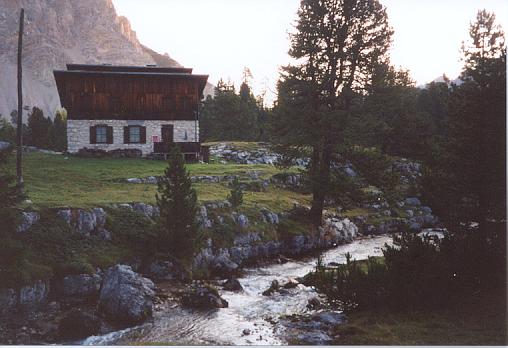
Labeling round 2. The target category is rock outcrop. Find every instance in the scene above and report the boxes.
[98,264,155,326]
[0,0,213,119]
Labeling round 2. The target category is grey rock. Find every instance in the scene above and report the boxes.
[283,278,299,289]
[0,141,12,151]
[405,197,421,206]
[307,297,322,309]
[233,232,261,246]
[98,264,155,325]
[118,203,133,210]
[197,205,213,229]
[421,206,433,214]
[223,278,243,291]
[76,209,97,236]
[92,207,107,227]
[261,209,279,224]
[0,288,17,314]
[262,280,280,296]
[62,273,102,298]
[405,209,414,218]
[93,227,112,241]
[56,209,72,225]
[127,178,143,184]
[212,252,239,277]
[132,202,155,218]
[19,280,49,307]
[296,331,333,345]
[242,329,251,336]
[17,211,40,233]
[148,260,187,281]
[312,311,345,325]
[181,285,228,309]
[409,222,422,231]
[235,214,249,228]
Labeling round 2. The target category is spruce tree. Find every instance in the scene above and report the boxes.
[228,177,243,208]
[156,146,198,259]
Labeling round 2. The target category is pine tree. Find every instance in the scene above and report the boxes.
[156,146,198,259]
[272,0,392,226]
[227,177,243,208]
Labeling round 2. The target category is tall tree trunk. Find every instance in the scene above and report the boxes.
[16,8,24,188]
[310,137,333,227]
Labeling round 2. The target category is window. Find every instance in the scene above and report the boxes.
[124,125,146,144]
[96,126,108,143]
[129,126,141,143]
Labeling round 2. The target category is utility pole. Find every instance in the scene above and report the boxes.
[16,8,24,188]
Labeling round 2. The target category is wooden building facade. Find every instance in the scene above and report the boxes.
[53,64,208,158]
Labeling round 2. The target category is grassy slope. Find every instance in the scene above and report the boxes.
[332,287,507,345]
[10,153,307,210]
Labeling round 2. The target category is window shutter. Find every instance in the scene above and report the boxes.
[107,126,113,144]
[140,126,146,144]
[123,126,129,144]
[90,126,96,144]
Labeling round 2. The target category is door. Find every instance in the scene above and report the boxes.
[161,125,174,143]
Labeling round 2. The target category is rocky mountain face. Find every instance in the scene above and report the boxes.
[0,0,212,120]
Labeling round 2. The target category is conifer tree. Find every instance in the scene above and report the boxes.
[156,146,198,259]
[273,0,392,226]
[228,177,243,208]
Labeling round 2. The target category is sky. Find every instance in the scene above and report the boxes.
[112,0,508,105]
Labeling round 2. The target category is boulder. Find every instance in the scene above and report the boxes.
[405,197,421,206]
[17,211,40,233]
[0,140,11,151]
[235,214,249,228]
[307,297,322,309]
[262,280,280,296]
[197,206,212,229]
[181,285,228,309]
[211,253,239,277]
[56,209,72,225]
[261,209,279,224]
[132,202,156,218]
[76,209,97,236]
[92,207,107,227]
[222,278,243,291]
[0,288,17,314]
[127,178,143,184]
[93,227,112,241]
[148,259,188,281]
[283,278,299,289]
[58,309,101,340]
[98,265,155,326]
[19,280,49,308]
[62,273,102,299]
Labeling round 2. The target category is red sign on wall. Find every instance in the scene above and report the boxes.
[152,135,160,142]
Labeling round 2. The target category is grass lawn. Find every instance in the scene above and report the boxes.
[331,287,507,345]
[9,152,307,210]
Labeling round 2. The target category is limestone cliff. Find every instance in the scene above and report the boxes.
[0,0,212,119]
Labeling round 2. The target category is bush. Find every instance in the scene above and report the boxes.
[308,228,506,311]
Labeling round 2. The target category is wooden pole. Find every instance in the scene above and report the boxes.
[16,8,24,188]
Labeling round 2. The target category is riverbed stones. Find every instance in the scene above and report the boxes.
[98,264,155,325]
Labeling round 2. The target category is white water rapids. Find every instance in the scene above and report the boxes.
[84,235,392,345]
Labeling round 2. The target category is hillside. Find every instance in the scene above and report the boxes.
[0,0,213,119]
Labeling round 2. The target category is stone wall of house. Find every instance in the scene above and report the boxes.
[67,119,199,155]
